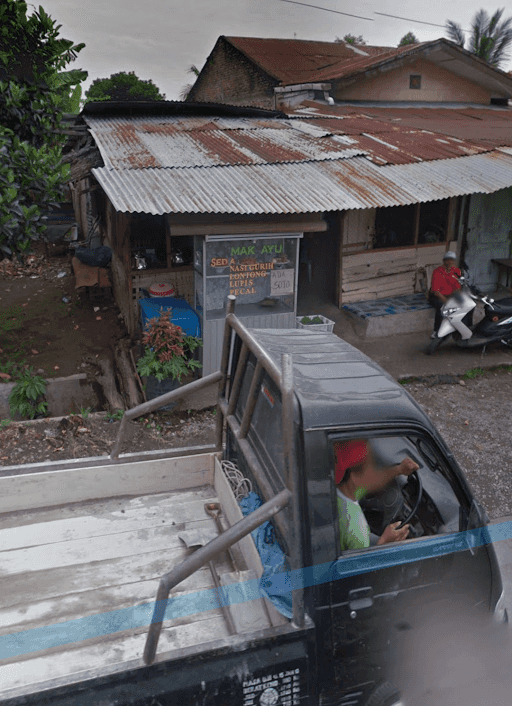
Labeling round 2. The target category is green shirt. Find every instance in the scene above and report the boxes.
[337,488,370,551]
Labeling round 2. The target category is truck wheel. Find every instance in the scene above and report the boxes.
[364,681,403,706]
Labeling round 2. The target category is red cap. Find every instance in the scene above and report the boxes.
[335,440,368,484]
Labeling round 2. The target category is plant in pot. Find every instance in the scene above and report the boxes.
[136,310,202,411]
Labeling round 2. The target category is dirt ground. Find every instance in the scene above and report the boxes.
[1,364,510,524]
[404,369,512,519]
[0,408,216,467]
[1,249,511,522]
[0,244,125,379]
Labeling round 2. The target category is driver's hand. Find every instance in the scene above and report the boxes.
[377,521,410,545]
[397,457,419,476]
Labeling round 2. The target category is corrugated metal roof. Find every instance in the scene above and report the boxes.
[293,102,512,147]
[285,111,494,164]
[223,37,512,90]
[225,37,394,84]
[85,113,494,169]
[84,116,363,168]
[92,150,512,215]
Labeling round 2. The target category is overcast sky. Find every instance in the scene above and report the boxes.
[38,0,512,101]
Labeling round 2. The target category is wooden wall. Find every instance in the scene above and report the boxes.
[337,202,460,304]
[341,243,457,303]
[106,201,136,334]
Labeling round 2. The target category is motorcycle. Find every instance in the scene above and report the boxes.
[426,277,512,355]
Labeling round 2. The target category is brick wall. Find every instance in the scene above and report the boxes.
[189,37,277,108]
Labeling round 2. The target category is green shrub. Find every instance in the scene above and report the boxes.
[8,369,48,419]
[136,311,202,382]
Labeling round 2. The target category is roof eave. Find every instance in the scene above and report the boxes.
[329,39,512,95]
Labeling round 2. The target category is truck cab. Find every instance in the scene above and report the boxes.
[225,323,505,705]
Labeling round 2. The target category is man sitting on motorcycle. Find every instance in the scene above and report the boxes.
[429,251,471,337]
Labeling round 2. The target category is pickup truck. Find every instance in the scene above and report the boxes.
[0,295,506,706]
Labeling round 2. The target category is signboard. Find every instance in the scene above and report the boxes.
[197,235,300,314]
[270,268,294,296]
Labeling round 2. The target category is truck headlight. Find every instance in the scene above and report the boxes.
[493,590,508,624]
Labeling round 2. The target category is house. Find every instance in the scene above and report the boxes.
[188,35,512,295]
[288,100,512,294]
[188,37,512,109]
[65,98,512,369]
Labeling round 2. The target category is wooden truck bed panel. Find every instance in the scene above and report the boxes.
[0,453,281,700]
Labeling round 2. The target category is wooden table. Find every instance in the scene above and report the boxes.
[492,258,512,288]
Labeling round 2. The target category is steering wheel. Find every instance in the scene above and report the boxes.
[394,471,423,529]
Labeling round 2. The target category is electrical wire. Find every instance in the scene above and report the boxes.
[275,2,471,34]
[278,0,374,22]
[374,12,470,32]
[221,460,253,501]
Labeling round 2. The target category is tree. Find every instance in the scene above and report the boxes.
[445,8,512,67]
[0,1,86,257]
[84,71,165,103]
[180,64,200,101]
[335,34,366,45]
[398,32,419,47]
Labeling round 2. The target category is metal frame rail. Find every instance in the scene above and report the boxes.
[140,295,305,664]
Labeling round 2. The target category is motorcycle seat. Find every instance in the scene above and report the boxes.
[486,298,512,317]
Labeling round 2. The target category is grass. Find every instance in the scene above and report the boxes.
[0,306,24,333]
[105,409,124,422]
[0,359,28,380]
[463,367,485,380]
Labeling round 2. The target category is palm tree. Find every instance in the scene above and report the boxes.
[179,65,200,101]
[445,8,512,68]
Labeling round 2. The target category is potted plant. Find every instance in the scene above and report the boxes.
[296,314,335,332]
[136,310,202,410]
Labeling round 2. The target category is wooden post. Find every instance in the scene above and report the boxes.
[446,197,455,243]
[166,216,172,268]
[413,203,421,246]
[337,211,346,308]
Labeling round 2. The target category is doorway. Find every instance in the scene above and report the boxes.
[297,226,338,313]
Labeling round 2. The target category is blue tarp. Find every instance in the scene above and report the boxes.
[139,297,201,337]
[239,492,293,618]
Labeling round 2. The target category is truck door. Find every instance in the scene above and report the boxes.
[327,431,493,695]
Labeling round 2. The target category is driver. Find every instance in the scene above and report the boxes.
[335,440,419,551]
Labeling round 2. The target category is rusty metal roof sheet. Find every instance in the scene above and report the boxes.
[293,102,512,146]
[84,116,362,168]
[225,37,394,84]
[286,112,494,164]
[223,37,512,90]
[92,150,512,215]
[85,113,495,169]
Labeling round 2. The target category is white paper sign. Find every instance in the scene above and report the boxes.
[270,268,294,296]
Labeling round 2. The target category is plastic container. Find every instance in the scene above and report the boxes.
[296,315,335,333]
[149,283,175,297]
[144,376,182,412]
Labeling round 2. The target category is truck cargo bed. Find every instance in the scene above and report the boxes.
[0,453,283,702]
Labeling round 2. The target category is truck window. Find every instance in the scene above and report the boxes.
[235,356,286,484]
[331,434,465,555]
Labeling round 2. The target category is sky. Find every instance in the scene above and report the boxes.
[37,0,512,101]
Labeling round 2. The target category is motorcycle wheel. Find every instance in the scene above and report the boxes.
[364,682,403,706]
[426,337,442,355]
